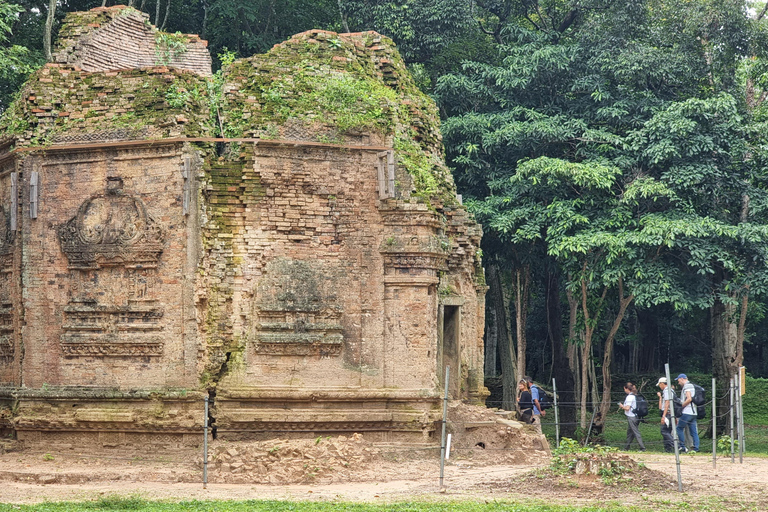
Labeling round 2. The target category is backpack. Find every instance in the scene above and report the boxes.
[692,383,707,419]
[531,385,552,410]
[632,394,649,419]
[691,383,706,407]
[673,385,707,419]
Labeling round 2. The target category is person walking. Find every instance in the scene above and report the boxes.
[525,376,545,435]
[675,373,700,452]
[618,382,646,451]
[656,377,675,453]
[517,379,534,425]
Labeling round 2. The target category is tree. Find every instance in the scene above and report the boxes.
[0,3,41,113]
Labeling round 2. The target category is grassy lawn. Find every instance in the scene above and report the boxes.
[541,410,768,455]
[0,498,685,512]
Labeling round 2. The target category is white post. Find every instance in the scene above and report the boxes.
[439,366,450,488]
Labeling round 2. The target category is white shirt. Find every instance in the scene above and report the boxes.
[624,394,636,418]
[682,382,696,416]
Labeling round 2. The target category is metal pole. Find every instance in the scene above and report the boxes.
[729,376,735,463]
[439,366,450,489]
[712,377,716,469]
[553,378,560,449]
[203,395,209,489]
[739,366,747,456]
[665,363,682,492]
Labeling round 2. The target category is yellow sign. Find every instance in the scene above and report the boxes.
[740,366,746,396]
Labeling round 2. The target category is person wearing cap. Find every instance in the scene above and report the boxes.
[656,377,675,453]
[675,373,699,452]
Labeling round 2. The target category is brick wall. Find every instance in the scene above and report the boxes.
[0,16,487,448]
[53,6,211,76]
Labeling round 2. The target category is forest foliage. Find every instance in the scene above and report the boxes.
[3,0,768,429]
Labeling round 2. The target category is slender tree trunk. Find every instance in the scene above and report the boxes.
[598,279,634,426]
[44,0,57,61]
[488,264,517,410]
[579,278,594,430]
[155,0,161,26]
[547,272,577,436]
[201,0,208,39]
[566,286,580,410]
[102,0,108,7]
[514,265,531,383]
[589,354,599,414]
[337,0,350,32]
[484,302,498,378]
[579,268,607,430]
[161,0,171,30]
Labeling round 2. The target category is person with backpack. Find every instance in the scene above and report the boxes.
[618,381,646,451]
[525,376,546,435]
[675,373,700,453]
[656,377,675,453]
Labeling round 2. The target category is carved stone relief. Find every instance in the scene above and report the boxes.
[253,258,343,356]
[60,298,164,357]
[0,204,14,359]
[0,204,14,274]
[58,178,164,270]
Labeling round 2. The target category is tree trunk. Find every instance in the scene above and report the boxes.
[579,278,594,430]
[712,297,741,385]
[155,0,161,26]
[484,301,498,378]
[579,269,608,430]
[598,279,634,427]
[547,272,576,436]
[566,286,580,410]
[161,0,172,30]
[337,0,350,32]
[44,0,57,61]
[487,263,517,410]
[514,265,531,383]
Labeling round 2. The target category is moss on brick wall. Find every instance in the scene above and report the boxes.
[221,30,458,206]
[0,64,212,145]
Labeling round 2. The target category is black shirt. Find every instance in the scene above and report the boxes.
[518,390,533,410]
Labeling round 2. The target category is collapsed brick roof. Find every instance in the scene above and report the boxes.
[52,5,211,76]
[0,8,458,205]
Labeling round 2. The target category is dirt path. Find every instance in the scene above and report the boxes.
[1,448,767,508]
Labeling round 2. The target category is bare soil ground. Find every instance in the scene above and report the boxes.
[1,438,767,509]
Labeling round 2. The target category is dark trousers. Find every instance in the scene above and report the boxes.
[661,421,675,452]
[624,416,646,450]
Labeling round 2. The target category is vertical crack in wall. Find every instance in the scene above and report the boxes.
[206,350,231,439]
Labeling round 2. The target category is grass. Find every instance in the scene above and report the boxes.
[0,498,665,512]
[540,408,768,455]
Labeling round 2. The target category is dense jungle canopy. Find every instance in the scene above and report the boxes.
[3,0,768,432]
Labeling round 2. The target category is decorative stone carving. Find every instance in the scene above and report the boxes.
[0,295,12,358]
[380,234,449,277]
[254,259,344,356]
[60,298,164,357]
[58,179,164,269]
[0,205,14,274]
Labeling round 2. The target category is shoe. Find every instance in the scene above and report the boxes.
[680,447,688,453]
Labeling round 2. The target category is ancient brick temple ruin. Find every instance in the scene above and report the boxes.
[0,6,486,450]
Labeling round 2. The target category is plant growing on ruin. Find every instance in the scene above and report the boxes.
[155,31,188,66]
